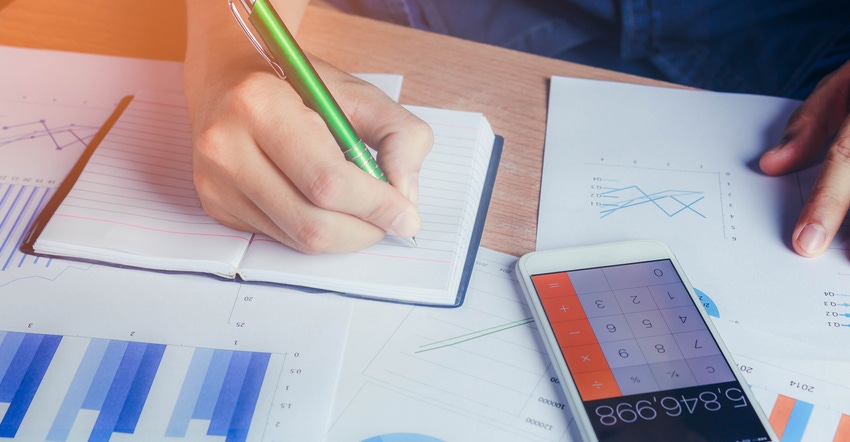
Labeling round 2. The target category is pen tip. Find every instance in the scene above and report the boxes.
[408,236,418,248]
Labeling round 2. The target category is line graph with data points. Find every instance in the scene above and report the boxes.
[0,119,99,152]
[0,100,110,186]
[597,184,707,219]
[588,161,736,241]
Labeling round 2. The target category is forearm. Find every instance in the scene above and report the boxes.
[185,0,309,35]
[183,0,310,81]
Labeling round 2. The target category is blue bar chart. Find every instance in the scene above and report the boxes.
[0,332,62,437]
[0,93,351,442]
[0,331,285,441]
[0,184,92,290]
[0,183,351,441]
[0,184,53,273]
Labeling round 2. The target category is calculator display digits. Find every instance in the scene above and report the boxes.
[531,260,771,441]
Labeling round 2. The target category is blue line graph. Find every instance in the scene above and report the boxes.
[598,185,706,219]
[0,120,99,152]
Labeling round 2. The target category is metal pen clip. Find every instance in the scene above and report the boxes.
[228,0,286,79]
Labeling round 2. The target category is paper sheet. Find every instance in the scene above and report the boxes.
[536,77,850,348]
[712,320,850,439]
[0,45,354,441]
[328,248,577,442]
[0,45,184,187]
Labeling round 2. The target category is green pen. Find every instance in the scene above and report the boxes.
[229,0,387,182]
[229,0,418,247]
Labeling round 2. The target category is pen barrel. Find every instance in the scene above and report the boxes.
[249,0,387,182]
[341,140,384,179]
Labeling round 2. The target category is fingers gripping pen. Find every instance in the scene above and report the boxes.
[228,0,388,182]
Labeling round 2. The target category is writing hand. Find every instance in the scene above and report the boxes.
[759,61,850,257]
[184,5,432,253]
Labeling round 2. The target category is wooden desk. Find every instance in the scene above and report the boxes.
[0,0,670,257]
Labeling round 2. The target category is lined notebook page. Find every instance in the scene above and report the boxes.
[35,91,252,276]
[33,90,496,304]
[238,106,495,303]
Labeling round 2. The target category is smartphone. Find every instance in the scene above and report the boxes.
[516,240,776,441]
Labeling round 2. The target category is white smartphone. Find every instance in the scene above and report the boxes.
[516,240,776,441]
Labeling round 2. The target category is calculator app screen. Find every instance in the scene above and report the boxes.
[531,259,772,441]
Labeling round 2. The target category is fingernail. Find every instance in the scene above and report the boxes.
[797,223,825,254]
[390,211,420,238]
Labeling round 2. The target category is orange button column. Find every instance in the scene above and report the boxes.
[532,272,622,401]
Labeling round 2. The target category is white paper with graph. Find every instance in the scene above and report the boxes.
[0,47,355,442]
[537,76,850,348]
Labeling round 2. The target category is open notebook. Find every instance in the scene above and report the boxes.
[23,90,502,306]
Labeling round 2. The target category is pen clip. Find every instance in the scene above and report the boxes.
[228,0,287,79]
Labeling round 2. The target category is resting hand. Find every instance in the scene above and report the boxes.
[183,3,433,254]
[759,61,850,257]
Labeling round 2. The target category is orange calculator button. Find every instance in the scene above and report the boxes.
[531,273,577,299]
[562,343,610,373]
[541,295,586,322]
[552,319,597,347]
[573,369,622,401]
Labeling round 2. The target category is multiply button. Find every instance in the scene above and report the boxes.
[562,343,610,373]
